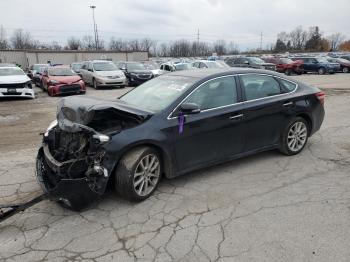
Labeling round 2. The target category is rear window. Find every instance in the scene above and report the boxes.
[278,78,297,92]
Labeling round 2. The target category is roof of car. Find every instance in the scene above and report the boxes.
[168,68,284,78]
[0,63,16,67]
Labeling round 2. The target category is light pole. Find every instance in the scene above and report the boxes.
[89,5,99,50]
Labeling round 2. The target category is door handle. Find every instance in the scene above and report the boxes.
[283,101,294,107]
[229,114,244,120]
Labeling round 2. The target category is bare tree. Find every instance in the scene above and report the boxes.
[289,26,307,50]
[10,29,34,49]
[109,38,128,51]
[81,35,95,50]
[50,41,62,50]
[327,33,345,51]
[140,38,155,52]
[227,41,239,54]
[66,37,81,50]
[0,25,8,49]
[213,39,227,56]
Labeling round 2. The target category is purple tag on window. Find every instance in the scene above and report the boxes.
[178,113,185,134]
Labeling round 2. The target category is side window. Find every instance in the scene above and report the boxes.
[193,62,199,68]
[184,76,237,110]
[199,63,207,68]
[88,63,93,71]
[81,63,87,70]
[240,74,282,101]
[279,78,297,92]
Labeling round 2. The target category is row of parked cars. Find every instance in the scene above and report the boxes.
[224,54,350,75]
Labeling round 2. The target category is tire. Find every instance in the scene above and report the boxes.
[279,117,309,156]
[318,67,326,75]
[285,68,292,76]
[115,147,162,202]
[342,67,349,73]
[92,78,98,89]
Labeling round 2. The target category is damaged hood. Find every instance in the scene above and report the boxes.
[57,96,153,133]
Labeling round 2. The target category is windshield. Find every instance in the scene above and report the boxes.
[71,64,82,70]
[127,63,146,70]
[120,75,197,112]
[48,68,76,76]
[143,62,160,70]
[0,67,25,76]
[93,62,117,71]
[316,57,329,63]
[205,62,224,68]
[33,64,47,71]
[175,63,192,70]
[280,58,293,64]
[248,57,265,64]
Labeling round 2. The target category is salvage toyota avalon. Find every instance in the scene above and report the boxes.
[36,68,325,210]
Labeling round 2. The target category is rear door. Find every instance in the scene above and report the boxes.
[171,75,246,172]
[238,73,298,151]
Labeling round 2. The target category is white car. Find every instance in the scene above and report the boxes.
[192,60,229,69]
[0,66,35,99]
[80,60,127,89]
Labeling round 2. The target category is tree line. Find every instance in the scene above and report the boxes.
[273,26,350,53]
[1,25,350,57]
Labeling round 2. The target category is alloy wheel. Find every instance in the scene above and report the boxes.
[133,154,160,196]
[343,67,349,73]
[287,121,307,152]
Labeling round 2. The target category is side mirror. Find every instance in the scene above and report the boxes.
[88,68,93,72]
[120,67,126,71]
[244,61,249,65]
[180,103,201,114]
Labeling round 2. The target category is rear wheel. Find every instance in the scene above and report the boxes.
[343,67,349,73]
[279,117,309,156]
[115,147,161,201]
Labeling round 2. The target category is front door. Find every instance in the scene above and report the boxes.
[171,76,246,172]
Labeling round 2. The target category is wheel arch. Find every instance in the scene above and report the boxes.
[108,142,174,187]
[296,113,313,133]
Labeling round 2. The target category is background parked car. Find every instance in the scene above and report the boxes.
[117,61,153,86]
[32,66,48,87]
[225,57,276,71]
[326,57,350,73]
[27,64,48,79]
[291,57,340,74]
[263,57,304,75]
[80,60,127,89]
[160,62,194,72]
[42,66,85,96]
[340,55,350,61]
[192,60,229,69]
[70,62,83,77]
[0,65,35,99]
[142,61,164,77]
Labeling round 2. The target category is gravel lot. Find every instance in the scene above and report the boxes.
[0,73,350,262]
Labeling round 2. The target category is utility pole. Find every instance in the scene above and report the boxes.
[260,32,263,52]
[197,28,199,56]
[90,5,98,50]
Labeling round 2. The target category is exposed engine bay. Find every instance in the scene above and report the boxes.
[36,96,151,209]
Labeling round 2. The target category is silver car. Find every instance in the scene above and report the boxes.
[80,60,127,89]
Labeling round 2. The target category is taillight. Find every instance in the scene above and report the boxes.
[315,91,325,106]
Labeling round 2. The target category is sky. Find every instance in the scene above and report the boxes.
[1,0,350,50]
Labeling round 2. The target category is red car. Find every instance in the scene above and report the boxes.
[263,57,304,75]
[42,66,86,96]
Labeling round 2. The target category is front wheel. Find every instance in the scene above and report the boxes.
[92,78,98,89]
[115,147,161,201]
[342,67,349,73]
[279,117,309,156]
[318,67,326,75]
[285,68,292,76]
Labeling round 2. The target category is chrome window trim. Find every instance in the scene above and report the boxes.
[167,73,298,120]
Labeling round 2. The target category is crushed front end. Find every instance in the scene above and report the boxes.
[36,96,150,210]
